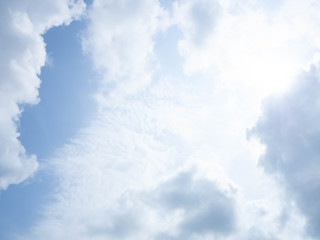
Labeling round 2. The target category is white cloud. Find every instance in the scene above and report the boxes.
[80,170,236,240]
[25,129,237,240]
[249,57,320,238]
[19,81,185,239]
[172,2,320,237]
[0,0,85,190]
[82,0,169,98]
[18,67,240,239]
[149,170,236,239]
[174,0,320,95]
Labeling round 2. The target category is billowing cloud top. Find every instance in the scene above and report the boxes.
[250,58,320,238]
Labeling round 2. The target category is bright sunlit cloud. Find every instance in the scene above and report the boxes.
[175,0,320,96]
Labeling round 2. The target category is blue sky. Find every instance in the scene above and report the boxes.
[1,0,320,240]
[19,19,97,160]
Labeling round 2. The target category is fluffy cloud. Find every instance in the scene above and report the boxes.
[83,170,236,240]
[249,58,320,238]
[0,0,85,190]
[174,0,320,95]
[82,0,169,97]
[149,171,236,239]
[173,2,320,236]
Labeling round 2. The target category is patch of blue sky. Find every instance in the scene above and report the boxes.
[0,172,55,240]
[0,17,97,240]
[19,19,97,160]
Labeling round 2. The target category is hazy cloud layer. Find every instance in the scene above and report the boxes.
[0,0,85,190]
[250,58,320,238]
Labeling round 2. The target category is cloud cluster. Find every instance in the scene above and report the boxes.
[149,170,236,239]
[250,58,320,238]
[0,0,85,190]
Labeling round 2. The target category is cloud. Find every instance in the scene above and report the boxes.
[19,87,186,239]
[249,57,320,238]
[26,145,237,240]
[0,0,85,190]
[82,0,169,97]
[153,171,236,239]
[174,0,320,95]
[17,62,239,239]
[82,170,237,240]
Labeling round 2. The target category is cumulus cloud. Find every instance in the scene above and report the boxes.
[174,0,320,95]
[150,170,236,239]
[0,0,85,190]
[172,3,320,236]
[249,58,320,238]
[82,0,169,97]
[83,170,236,240]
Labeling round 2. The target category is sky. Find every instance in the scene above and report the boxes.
[1,0,320,239]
